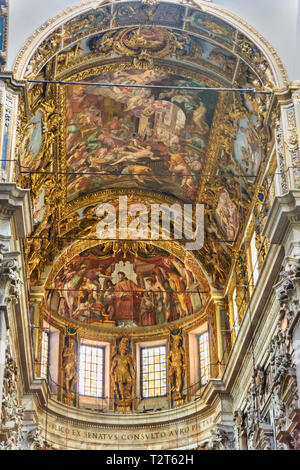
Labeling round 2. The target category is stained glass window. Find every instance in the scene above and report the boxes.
[79,344,104,398]
[40,331,49,379]
[199,332,210,386]
[141,346,167,398]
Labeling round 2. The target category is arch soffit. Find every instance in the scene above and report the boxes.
[12,0,288,88]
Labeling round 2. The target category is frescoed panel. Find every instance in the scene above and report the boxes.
[215,190,239,241]
[65,69,218,202]
[63,6,111,46]
[189,10,235,41]
[21,111,43,168]
[233,101,261,176]
[112,2,184,28]
[48,247,202,327]
[32,185,47,224]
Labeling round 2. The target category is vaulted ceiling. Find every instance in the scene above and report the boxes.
[16,0,279,331]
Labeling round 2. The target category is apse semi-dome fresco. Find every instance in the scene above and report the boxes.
[48,245,202,327]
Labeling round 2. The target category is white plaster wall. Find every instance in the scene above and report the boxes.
[6,0,300,81]
[214,0,300,80]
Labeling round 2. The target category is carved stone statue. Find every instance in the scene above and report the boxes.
[168,334,186,406]
[0,250,21,305]
[62,337,77,406]
[0,430,19,450]
[29,427,46,450]
[207,426,234,450]
[111,337,135,412]
[1,346,24,449]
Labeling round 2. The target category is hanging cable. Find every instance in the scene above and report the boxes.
[0,75,273,94]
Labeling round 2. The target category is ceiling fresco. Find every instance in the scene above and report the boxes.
[16,1,278,335]
[47,244,203,328]
[65,68,218,202]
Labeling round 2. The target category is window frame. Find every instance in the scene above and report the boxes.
[40,330,49,379]
[140,344,167,399]
[198,331,210,387]
[78,343,105,399]
[188,323,210,395]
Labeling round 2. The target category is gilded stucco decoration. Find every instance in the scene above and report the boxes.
[11,0,288,418]
[18,29,275,324]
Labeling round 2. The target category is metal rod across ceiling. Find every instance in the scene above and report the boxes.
[18,77,273,94]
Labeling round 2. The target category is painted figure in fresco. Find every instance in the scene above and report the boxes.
[168,271,193,318]
[119,164,163,185]
[103,279,116,320]
[215,190,239,240]
[140,288,156,326]
[234,117,261,175]
[192,101,209,135]
[162,279,178,322]
[111,144,159,165]
[21,112,43,168]
[140,278,165,326]
[61,262,88,311]
[78,276,97,306]
[65,69,216,202]
[114,272,142,321]
[159,256,194,318]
